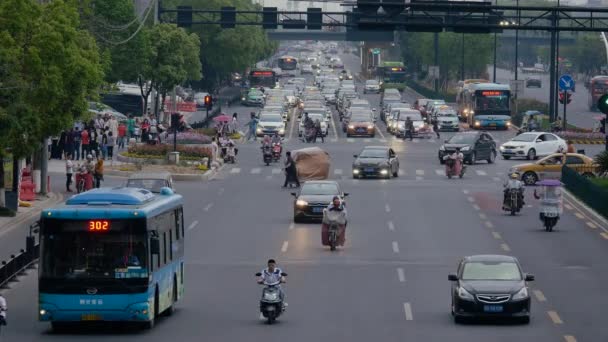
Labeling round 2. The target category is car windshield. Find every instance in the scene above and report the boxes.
[306,114,324,121]
[359,149,387,158]
[261,115,283,122]
[126,179,167,193]
[401,114,423,121]
[366,80,379,85]
[249,90,263,96]
[511,133,538,142]
[461,261,522,281]
[351,116,371,122]
[448,134,477,144]
[301,183,338,195]
[437,112,457,117]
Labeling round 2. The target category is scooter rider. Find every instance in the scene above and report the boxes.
[271,132,282,145]
[503,173,525,208]
[257,259,287,306]
[0,293,7,326]
[327,196,347,224]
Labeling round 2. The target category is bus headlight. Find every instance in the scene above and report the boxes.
[506,121,511,126]
[474,121,481,127]
[348,125,355,129]
[367,125,374,129]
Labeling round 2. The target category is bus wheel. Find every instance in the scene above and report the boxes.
[165,278,177,316]
[51,322,69,333]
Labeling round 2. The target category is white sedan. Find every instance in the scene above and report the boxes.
[499,132,567,160]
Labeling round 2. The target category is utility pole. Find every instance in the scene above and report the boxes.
[549,9,557,122]
[151,0,160,121]
[460,34,465,81]
[514,0,519,81]
[434,32,439,92]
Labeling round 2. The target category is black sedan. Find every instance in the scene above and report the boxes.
[449,255,534,324]
[352,146,400,179]
[438,131,497,165]
[292,181,348,222]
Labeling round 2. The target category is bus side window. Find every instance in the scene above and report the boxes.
[175,209,180,240]
[169,229,173,261]
[180,208,185,237]
[163,232,167,265]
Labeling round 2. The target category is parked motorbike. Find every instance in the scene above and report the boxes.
[262,145,272,166]
[272,143,282,162]
[503,188,524,215]
[255,272,287,324]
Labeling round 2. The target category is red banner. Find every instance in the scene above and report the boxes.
[164,100,197,112]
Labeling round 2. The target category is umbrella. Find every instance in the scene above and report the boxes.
[213,114,231,123]
[593,115,605,120]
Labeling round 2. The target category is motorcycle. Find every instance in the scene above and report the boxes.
[535,180,563,232]
[443,156,465,179]
[322,209,347,251]
[255,272,287,324]
[272,143,282,162]
[503,188,524,216]
[262,145,272,166]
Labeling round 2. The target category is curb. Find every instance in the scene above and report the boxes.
[104,163,225,182]
[0,192,64,237]
[563,188,608,227]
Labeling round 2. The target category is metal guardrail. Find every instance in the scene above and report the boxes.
[0,222,39,288]
[562,165,608,218]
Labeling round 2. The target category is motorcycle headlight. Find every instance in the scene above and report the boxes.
[296,199,308,206]
[458,287,475,301]
[460,146,471,151]
[470,111,475,115]
[512,287,529,300]
[264,292,279,301]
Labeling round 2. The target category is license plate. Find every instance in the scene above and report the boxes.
[365,168,375,172]
[490,123,497,126]
[483,305,503,313]
[312,207,323,213]
[81,314,102,321]
[356,128,365,133]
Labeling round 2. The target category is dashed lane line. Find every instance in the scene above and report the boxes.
[533,290,547,302]
[500,243,511,252]
[398,169,406,176]
[548,311,563,324]
[187,220,199,231]
[416,169,425,176]
[203,203,214,212]
[463,189,470,194]
[574,212,584,219]
[387,221,395,231]
[230,168,241,174]
[467,196,475,202]
[281,241,289,253]
[472,204,481,211]
[289,223,295,230]
[492,232,502,239]
[397,268,405,282]
[484,221,494,228]
[435,169,443,176]
[601,232,608,240]
[479,213,487,220]
[564,335,577,342]
[586,221,598,229]
[376,126,387,141]
[475,170,487,176]
[392,241,400,253]
[385,204,391,213]
[564,204,573,210]
[403,302,414,321]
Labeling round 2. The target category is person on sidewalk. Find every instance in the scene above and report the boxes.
[65,154,74,192]
[107,131,116,162]
[81,127,90,158]
[65,128,74,161]
[566,140,575,153]
[94,157,104,188]
[127,114,136,143]
[117,122,126,150]
[72,127,81,161]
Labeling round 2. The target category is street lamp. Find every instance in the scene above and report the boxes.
[514,0,520,81]
[461,33,465,81]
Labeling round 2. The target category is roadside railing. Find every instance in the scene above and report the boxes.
[562,165,608,218]
[0,222,39,288]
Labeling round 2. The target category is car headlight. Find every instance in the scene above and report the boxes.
[506,121,511,126]
[367,125,374,129]
[242,97,246,101]
[458,287,475,301]
[296,199,308,206]
[460,146,470,151]
[256,128,262,133]
[348,125,354,129]
[499,145,505,151]
[512,287,529,300]
[463,109,469,114]
[353,169,360,174]
[279,129,285,134]
[470,111,475,115]
[380,169,388,175]
[474,121,481,127]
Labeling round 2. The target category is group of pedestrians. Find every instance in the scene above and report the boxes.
[65,153,105,192]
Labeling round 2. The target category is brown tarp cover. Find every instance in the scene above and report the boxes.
[292,147,330,180]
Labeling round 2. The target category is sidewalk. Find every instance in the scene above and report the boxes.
[0,192,63,237]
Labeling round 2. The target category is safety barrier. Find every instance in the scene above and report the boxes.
[0,223,39,288]
[562,165,608,218]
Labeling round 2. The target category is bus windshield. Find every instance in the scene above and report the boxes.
[40,219,148,280]
[475,91,509,111]
[249,70,276,88]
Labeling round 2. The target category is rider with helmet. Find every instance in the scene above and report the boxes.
[503,172,525,209]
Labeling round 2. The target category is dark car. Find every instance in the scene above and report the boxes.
[526,77,542,88]
[352,146,400,179]
[438,131,497,165]
[292,181,348,222]
[449,255,534,324]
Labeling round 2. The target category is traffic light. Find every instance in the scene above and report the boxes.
[177,6,192,29]
[598,94,608,114]
[221,7,236,29]
[558,91,572,105]
[204,95,213,110]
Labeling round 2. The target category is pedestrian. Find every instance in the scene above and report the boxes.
[107,131,116,161]
[246,112,259,141]
[313,119,324,143]
[231,112,238,134]
[65,128,75,161]
[141,119,150,143]
[208,137,219,168]
[404,117,414,141]
[108,115,118,139]
[100,129,108,159]
[72,127,81,161]
[94,157,104,188]
[65,154,73,192]
[81,127,90,157]
[117,122,126,150]
[283,151,300,188]
[127,114,136,144]
[58,130,67,159]
[432,119,440,139]
[567,140,575,153]
[89,128,99,158]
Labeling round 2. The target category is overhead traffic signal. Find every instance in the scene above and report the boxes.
[204,95,213,110]
[598,94,608,114]
[558,91,572,105]
[177,6,193,29]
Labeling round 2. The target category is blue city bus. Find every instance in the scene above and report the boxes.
[38,187,185,330]
[461,83,512,130]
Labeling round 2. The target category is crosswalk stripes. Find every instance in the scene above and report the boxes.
[435,169,443,176]
[347,138,355,143]
[364,139,371,143]
[230,168,241,174]
[415,170,425,176]
[475,170,487,176]
[251,168,261,174]
[398,169,405,176]
[272,168,281,174]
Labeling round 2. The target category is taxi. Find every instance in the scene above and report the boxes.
[509,153,598,185]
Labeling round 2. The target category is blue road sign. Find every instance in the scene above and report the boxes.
[559,74,575,91]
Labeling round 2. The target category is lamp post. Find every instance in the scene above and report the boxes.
[461,33,465,81]
[493,0,498,83]
[514,0,519,81]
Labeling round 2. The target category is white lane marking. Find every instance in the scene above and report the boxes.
[416,169,425,175]
[334,169,343,175]
[492,177,501,182]
[376,126,387,140]
[476,170,487,176]
[379,138,387,143]
[564,335,577,342]
[272,168,281,174]
[187,220,199,231]
[398,169,405,176]
[435,169,443,175]
[251,168,261,174]
[330,110,339,138]
[259,312,265,320]
[364,139,371,143]
[429,139,436,143]
[564,204,573,210]
[397,268,405,282]
[463,189,470,194]
[586,221,598,229]
[492,232,502,239]
[484,221,494,228]
[347,138,354,143]
[479,213,487,220]
[548,311,563,324]
[467,196,475,202]
[265,175,272,180]
[533,290,547,302]
[600,232,608,240]
[501,243,511,252]
[281,241,289,253]
[472,204,480,211]
[385,204,391,213]
[403,303,414,321]
[387,221,395,231]
[574,212,584,219]
[203,203,214,212]
[289,223,295,230]
[230,168,241,174]
[392,241,400,253]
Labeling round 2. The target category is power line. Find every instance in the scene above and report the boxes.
[93,0,155,46]
[89,0,154,32]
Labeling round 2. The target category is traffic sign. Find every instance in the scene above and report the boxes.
[371,48,381,55]
[558,74,575,91]
[598,94,608,114]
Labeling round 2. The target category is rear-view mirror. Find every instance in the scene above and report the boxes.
[448,274,458,281]
[255,272,262,277]
[536,139,543,143]
[353,154,358,158]
[525,274,535,281]
[290,192,297,197]
[281,272,288,277]
[343,193,349,197]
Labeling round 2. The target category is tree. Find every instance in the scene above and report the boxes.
[136,24,202,114]
[0,0,104,208]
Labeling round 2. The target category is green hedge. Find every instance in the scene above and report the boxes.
[562,165,608,218]
[405,80,456,102]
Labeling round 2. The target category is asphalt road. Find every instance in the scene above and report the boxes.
[2,56,608,341]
